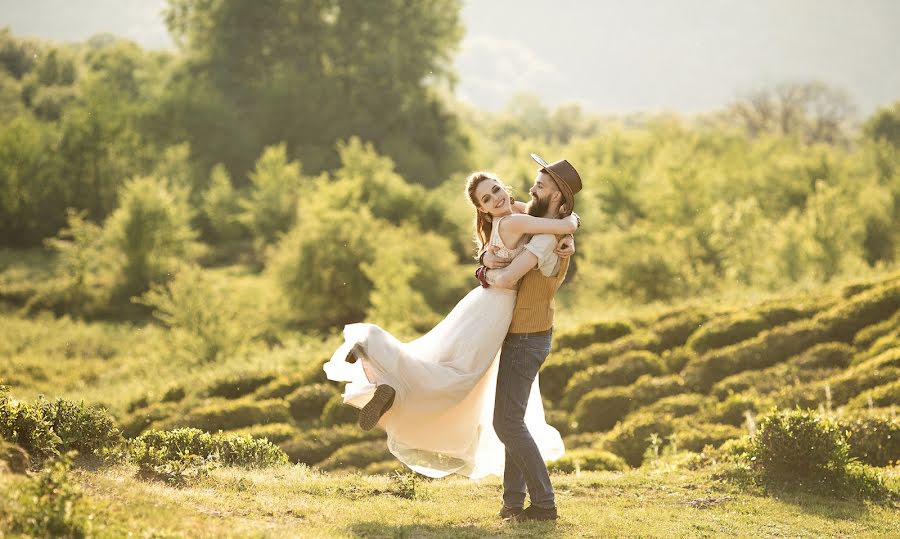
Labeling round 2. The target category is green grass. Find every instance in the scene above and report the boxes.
[3,464,898,538]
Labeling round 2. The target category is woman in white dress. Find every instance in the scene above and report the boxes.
[323,171,578,479]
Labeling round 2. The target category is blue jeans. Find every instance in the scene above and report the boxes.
[492,331,555,509]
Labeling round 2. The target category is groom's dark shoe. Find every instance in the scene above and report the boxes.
[512,505,558,522]
[497,505,524,520]
[358,384,395,431]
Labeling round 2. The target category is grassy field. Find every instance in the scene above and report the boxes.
[2,463,899,538]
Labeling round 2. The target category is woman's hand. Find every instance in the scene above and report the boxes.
[555,235,575,258]
[482,246,511,269]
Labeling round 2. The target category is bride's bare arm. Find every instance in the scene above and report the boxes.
[485,250,539,289]
[503,212,579,236]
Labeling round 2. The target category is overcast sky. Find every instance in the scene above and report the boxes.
[3,0,899,115]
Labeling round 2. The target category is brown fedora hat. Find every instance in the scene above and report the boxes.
[531,153,582,215]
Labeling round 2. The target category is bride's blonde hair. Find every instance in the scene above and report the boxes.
[465,171,513,256]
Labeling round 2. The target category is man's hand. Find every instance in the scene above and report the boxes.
[482,246,511,269]
[555,235,575,258]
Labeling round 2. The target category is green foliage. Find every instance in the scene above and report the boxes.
[320,394,359,427]
[791,342,854,370]
[548,448,628,473]
[287,384,337,423]
[698,392,765,427]
[316,440,392,471]
[562,351,665,410]
[554,320,634,350]
[201,163,246,243]
[748,409,892,500]
[105,175,201,297]
[601,412,676,467]
[0,439,30,473]
[863,101,900,147]
[651,308,712,351]
[130,427,288,469]
[152,398,291,433]
[228,423,298,445]
[571,387,632,433]
[120,401,181,438]
[686,313,768,355]
[238,144,304,247]
[641,393,709,419]
[838,414,900,467]
[846,380,900,409]
[202,371,277,400]
[279,425,382,465]
[136,265,266,363]
[670,420,744,453]
[8,452,92,538]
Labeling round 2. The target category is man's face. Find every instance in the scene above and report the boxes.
[526,171,557,217]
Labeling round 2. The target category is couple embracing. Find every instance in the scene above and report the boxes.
[323,153,583,522]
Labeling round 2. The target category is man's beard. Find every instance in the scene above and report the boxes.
[526,194,550,217]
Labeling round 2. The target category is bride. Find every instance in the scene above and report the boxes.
[323,171,578,479]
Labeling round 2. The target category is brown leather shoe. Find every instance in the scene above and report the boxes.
[345,343,365,364]
[512,505,558,522]
[358,384,395,431]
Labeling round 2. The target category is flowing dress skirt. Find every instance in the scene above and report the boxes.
[323,286,565,479]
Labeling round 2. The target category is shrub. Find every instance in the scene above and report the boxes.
[153,398,291,432]
[685,313,767,355]
[544,409,572,437]
[838,414,900,466]
[161,385,187,403]
[0,392,62,465]
[316,440,392,471]
[825,349,900,404]
[561,351,665,410]
[683,319,828,391]
[321,394,359,426]
[554,320,634,350]
[754,297,829,326]
[547,448,627,473]
[287,384,337,423]
[120,401,181,438]
[846,380,900,409]
[0,439,30,473]
[130,427,288,469]
[203,371,277,399]
[791,342,854,370]
[601,412,675,467]
[238,144,303,247]
[711,363,829,399]
[816,281,900,343]
[671,420,744,452]
[852,310,900,350]
[661,347,696,374]
[748,409,891,499]
[699,392,765,427]
[641,394,709,419]
[541,332,662,403]
[38,398,124,462]
[749,409,850,484]
[650,309,711,351]
[228,423,297,444]
[9,453,91,538]
[571,387,633,433]
[279,425,382,465]
[630,374,687,407]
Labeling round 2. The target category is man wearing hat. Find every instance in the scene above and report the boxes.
[480,154,583,522]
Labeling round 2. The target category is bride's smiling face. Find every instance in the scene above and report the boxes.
[474,179,512,218]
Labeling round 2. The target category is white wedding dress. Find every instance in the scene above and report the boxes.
[323,216,565,479]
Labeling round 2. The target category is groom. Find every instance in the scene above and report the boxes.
[480,154,583,522]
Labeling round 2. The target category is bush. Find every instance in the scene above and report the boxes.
[316,440,392,471]
[571,387,633,433]
[641,393,709,419]
[683,318,828,391]
[846,380,900,409]
[228,423,297,444]
[561,351,665,410]
[554,320,634,350]
[38,398,124,462]
[547,448,627,473]
[9,453,91,538]
[699,392,765,427]
[852,310,900,350]
[130,427,288,469]
[120,401,181,438]
[671,420,744,453]
[651,308,712,352]
[203,371,277,399]
[630,374,687,407]
[0,392,62,465]
[279,425,382,465]
[601,412,675,467]
[838,414,900,466]
[0,439,30,473]
[791,342,854,370]
[816,281,900,343]
[153,398,291,432]
[825,349,900,404]
[321,393,359,426]
[661,347,696,374]
[287,384,337,423]
[685,313,767,355]
[748,409,891,499]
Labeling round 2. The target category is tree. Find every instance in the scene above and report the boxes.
[863,101,900,147]
[161,0,468,187]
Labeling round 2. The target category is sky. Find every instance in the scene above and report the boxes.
[2,0,899,115]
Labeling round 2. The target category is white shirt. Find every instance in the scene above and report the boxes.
[524,234,561,277]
